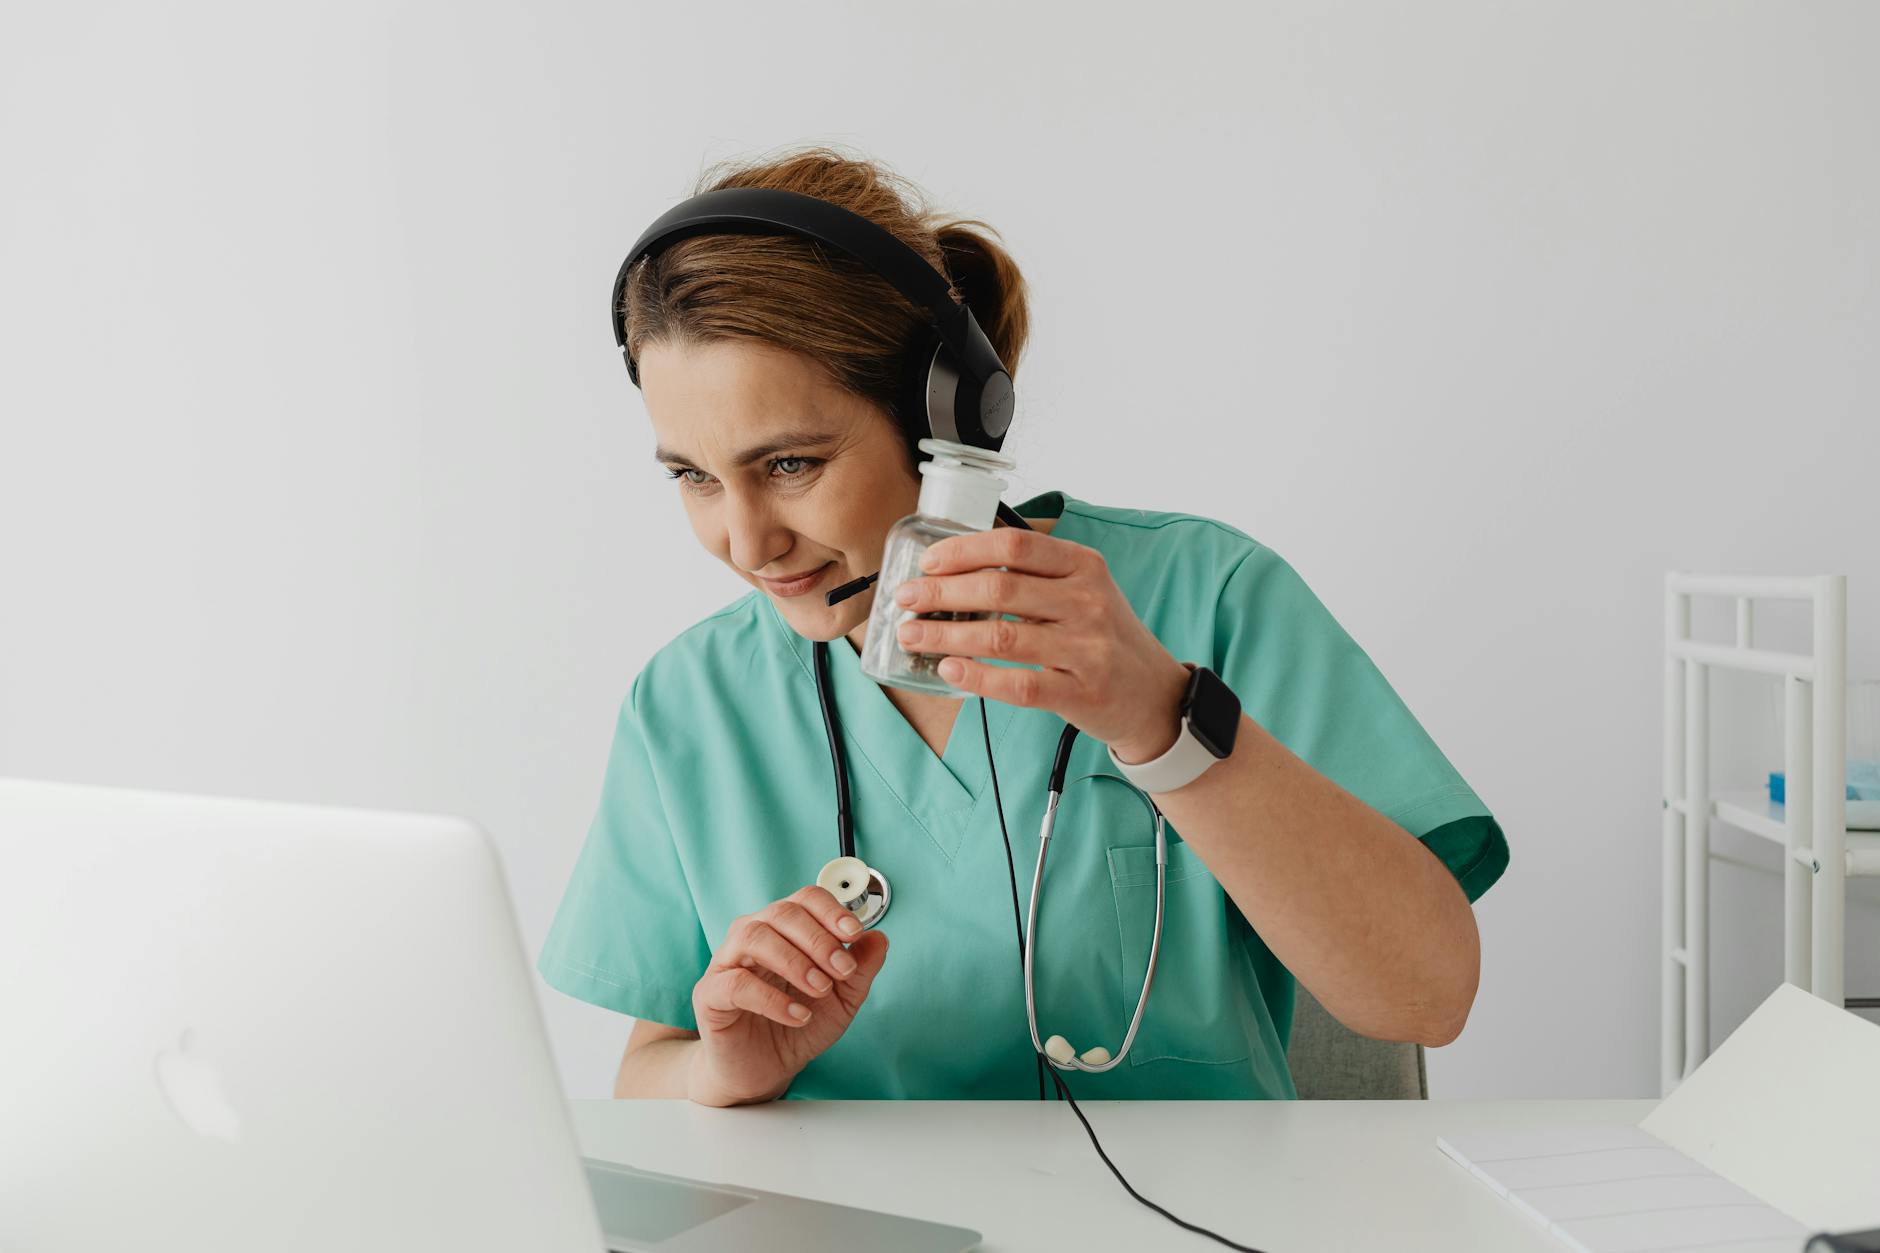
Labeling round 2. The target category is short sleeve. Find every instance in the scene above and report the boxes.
[1211,546,1508,903]
[536,672,713,1029]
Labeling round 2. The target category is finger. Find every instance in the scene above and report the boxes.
[766,900,863,982]
[829,931,890,1014]
[736,919,838,999]
[845,930,889,993]
[932,657,1070,709]
[698,967,811,1029]
[898,614,1056,665]
[895,568,1069,622]
[787,884,868,942]
[920,528,1088,578]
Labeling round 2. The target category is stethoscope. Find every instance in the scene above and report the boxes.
[808,574,1167,1074]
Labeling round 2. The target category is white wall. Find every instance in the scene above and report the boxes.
[4,0,1876,1101]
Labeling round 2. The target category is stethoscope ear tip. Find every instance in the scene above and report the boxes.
[1042,1035,1116,1072]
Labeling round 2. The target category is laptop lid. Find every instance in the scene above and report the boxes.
[0,777,605,1252]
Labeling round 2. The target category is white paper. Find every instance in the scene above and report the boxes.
[1641,981,1880,1230]
[1552,1204,1804,1253]
[1507,1173,1762,1222]
[1437,1127,1799,1251]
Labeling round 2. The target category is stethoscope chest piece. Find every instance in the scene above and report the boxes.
[817,855,891,930]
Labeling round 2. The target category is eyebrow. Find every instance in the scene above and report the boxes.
[652,426,843,470]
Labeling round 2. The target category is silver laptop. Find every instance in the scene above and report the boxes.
[0,777,980,1252]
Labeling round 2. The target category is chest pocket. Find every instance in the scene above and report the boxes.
[1108,839,1253,1067]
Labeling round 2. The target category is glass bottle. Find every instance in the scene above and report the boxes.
[859,438,1018,695]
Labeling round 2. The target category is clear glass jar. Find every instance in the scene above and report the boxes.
[858,439,1017,696]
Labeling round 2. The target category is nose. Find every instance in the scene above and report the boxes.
[722,486,793,577]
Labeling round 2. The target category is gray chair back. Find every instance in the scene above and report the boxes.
[1285,983,1427,1100]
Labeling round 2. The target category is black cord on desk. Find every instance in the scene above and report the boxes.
[980,698,1268,1252]
[1045,1067,1266,1253]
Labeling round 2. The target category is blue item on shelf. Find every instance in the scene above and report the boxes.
[1769,763,1880,804]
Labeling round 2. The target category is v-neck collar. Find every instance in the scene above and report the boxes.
[764,489,1074,862]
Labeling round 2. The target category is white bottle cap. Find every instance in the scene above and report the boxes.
[915,438,1016,531]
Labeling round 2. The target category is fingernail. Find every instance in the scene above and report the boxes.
[807,969,832,992]
[831,950,858,976]
[837,914,862,936]
[898,621,923,643]
[920,549,939,570]
[788,1003,812,1021]
[895,584,916,605]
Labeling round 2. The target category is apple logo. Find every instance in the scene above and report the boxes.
[154,1028,242,1142]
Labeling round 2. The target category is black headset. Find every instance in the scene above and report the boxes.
[610,186,1017,458]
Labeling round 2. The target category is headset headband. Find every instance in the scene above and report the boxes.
[610,186,1014,451]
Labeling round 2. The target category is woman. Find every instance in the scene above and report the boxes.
[538,147,1508,1106]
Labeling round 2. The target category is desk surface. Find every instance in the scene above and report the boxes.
[571,1097,1657,1253]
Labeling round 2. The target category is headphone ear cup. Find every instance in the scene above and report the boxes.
[930,348,1012,454]
[950,306,1014,449]
[893,327,942,455]
[894,313,1014,457]
[971,368,1014,447]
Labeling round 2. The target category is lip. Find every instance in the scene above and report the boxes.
[758,561,834,597]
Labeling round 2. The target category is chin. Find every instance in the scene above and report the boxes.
[776,601,865,644]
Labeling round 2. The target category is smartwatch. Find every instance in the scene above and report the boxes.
[1106,663,1240,794]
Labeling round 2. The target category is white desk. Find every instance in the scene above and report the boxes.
[571,1098,1657,1252]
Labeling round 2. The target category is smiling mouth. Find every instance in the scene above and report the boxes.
[759,561,834,594]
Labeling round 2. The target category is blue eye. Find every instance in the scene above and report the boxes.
[662,457,824,491]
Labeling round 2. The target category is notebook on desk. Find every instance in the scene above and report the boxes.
[1438,984,1880,1253]
[1438,1124,1804,1253]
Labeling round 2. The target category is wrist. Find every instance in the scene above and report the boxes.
[683,1040,739,1107]
[685,1042,790,1107]
[1108,660,1193,765]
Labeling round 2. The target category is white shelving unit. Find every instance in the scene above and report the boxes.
[1708,789,1880,876]
[1659,572,1873,1097]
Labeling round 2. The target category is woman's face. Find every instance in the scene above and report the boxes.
[638,337,919,646]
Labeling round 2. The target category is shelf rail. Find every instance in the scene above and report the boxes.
[1661,572,1847,1096]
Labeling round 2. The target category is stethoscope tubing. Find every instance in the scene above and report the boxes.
[813,636,856,860]
[812,636,1168,1071]
[1025,774,1166,1072]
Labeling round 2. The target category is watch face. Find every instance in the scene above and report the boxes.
[1182,666,1239,758]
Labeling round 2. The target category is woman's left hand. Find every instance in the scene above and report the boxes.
[891,528,1194,763]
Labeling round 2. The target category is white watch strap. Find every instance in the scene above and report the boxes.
[1106,715,1221,794]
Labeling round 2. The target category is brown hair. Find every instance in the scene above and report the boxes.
[619,144,1030,465]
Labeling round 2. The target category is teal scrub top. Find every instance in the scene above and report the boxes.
[538,490,1509,1100]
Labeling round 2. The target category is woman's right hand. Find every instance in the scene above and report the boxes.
[685,885,890,1106]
